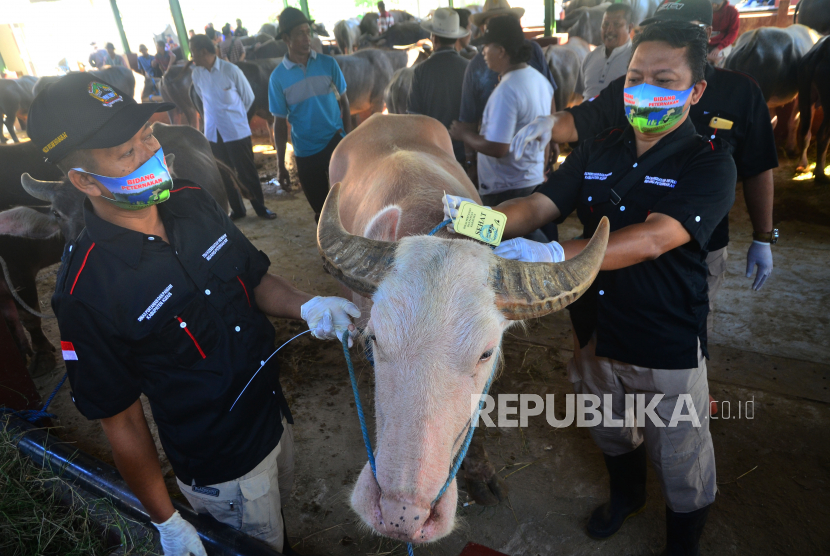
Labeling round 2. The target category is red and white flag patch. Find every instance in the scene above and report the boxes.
[61,341,78,361]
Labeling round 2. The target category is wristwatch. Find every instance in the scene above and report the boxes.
[752,229,779,244]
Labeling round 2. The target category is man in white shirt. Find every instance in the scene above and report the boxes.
[581,3,634,101]
[190,34,275,219]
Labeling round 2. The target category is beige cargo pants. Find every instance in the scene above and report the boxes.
[177,417,295,552]
[569,335,717,513]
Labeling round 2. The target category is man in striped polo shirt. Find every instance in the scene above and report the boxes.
[269,7,351,222]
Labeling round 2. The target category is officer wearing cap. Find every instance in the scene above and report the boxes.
[445,22,733,553]
[512,0,778,308]
[27,73,361,555]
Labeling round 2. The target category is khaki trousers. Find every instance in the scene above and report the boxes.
[569,336,717,512]
[177,418,295,552]
[706,246,728,337]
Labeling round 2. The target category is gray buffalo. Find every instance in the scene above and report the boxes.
[0,141,64,209]
[0,78,35,143]
[0,207,64,375]
[796,0,830,35]
[335,18,362,53]
[797,36,830,183]
[544,40,589,109]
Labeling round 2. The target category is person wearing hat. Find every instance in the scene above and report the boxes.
[407,8,471,164]
[269,7,351,222]
[449,16,553,218]
[447,22,736,553]
[457,0,557,238]
[512,0,777,418]
[27,73,361,555]
[190,34,275,220]
[88,42,108,69]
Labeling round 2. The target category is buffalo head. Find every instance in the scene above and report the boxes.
[317,183,608,543]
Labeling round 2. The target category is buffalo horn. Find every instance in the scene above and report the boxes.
[317,183,396,297]
[20,173,60,203]
[492,216,610,320]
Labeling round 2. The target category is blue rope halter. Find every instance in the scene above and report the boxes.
[337,217,497,554]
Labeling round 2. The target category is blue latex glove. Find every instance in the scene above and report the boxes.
[493,237,565,263]
[746,241,773,291]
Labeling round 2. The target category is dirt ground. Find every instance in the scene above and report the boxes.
[28,138,830,556]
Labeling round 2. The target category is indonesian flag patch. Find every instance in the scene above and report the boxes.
[61,341,78,361]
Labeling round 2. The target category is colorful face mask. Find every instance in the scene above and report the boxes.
[623,83,694,134]
[73,147,173,210]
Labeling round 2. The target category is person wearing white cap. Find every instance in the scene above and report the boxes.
[407,8,471,164]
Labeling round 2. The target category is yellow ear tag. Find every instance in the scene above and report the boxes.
[452,202,507,246]
[709,117,733,130]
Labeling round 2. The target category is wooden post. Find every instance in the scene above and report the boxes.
[168,0,191,60]
[108,0,131,54]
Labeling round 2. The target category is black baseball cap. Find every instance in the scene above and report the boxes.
[28,73,174,164]
[481,15,525,51]
[279,7,313,37]
[640,0,713,27]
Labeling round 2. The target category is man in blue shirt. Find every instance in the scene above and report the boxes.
[269,7,351,222]
[136,44,159,100]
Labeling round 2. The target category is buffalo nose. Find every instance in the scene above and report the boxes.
[379,495,431,541]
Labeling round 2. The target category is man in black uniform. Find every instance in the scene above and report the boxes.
[27,74,360,556]
[512,0,778,325]
[446,22,734,554]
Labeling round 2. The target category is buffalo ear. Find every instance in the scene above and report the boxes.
[164,153,176,176]
[364,205,401,242]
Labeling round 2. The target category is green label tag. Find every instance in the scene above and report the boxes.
[453,202,506,246]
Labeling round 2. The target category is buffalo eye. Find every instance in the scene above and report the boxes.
[368,334,377,344]
[480,349,494,361]
[52,210,61,219]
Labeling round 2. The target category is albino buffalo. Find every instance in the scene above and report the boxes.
[317,114,608,542]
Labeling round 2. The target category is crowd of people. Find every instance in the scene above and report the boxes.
[28,0,777,555]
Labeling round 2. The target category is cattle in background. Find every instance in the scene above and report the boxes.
[318,113,608,543]
[384,66,415,114]
[161,61,200,129]
[366,22,431,48]
[20,122,231,246]
[0,78,35,143]
[795,0,830,35]
[335,18,362,53]
[725,24,820,152]
[0,207,64,376]
[0,140,64,209]
[797,36,830,183]
[558,2,609,46]
[337,50,407,119]
[360,10,418,38]
[544,38,591,109]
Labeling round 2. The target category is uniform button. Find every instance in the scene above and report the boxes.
[710,134,715,139]
[148,236,155,241]
[620,206,625,211]
[205,289,211,295]
[599,290,605,295]
[588,196,593,201]
[261,360,266,366]
[273,391,276,395]
[633,162,638,168]
[179,321,187,328]
[69,245,73,252]
[695,216,701,222]
[235,326,241,332]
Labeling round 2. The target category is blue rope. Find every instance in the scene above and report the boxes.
[1,372,68,424]
[427,220,452,236]
[342,331,377,478]
[340,329,497,553]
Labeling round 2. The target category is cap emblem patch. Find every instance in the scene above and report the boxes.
[88,82,123,107]
[657,0,685,10]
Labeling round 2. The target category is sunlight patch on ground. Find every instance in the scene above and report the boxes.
[793,163,830,181]
[253,144,277,155]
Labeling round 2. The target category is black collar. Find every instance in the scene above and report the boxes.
[616,117,697,158]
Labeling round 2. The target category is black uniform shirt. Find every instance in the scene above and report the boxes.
[566,64,777,251]
[537,119,737,369]
[408,47,470,162]
[53,182,292,486]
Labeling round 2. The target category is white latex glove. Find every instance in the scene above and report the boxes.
[493,237,565,263]
[301,296,361,347]
[746,241,773,291]
[153,511,207,556]
[442,194,482,233]
[510,114,555,161]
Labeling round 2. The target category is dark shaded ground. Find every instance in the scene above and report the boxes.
[27,138,830,555]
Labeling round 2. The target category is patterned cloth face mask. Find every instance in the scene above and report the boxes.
[73,147,173,210]
[623,83,694,134]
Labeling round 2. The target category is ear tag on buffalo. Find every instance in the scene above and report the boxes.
[709,117,733,130]
[453,202,506,247]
